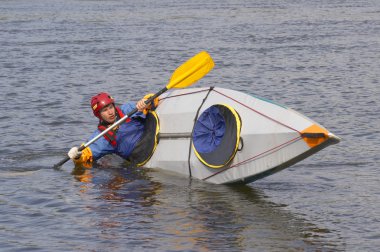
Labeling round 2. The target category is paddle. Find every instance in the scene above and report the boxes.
[53,51,214,169]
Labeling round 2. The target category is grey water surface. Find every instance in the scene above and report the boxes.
[1,0,379,251]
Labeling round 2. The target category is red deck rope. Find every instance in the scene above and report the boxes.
[159,88,210,101]
[213,89,301,134]
[202,136,302,181]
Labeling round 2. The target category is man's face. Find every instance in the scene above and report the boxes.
[100,103,116,124]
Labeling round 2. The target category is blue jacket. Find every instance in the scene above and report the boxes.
[88,102,146,161]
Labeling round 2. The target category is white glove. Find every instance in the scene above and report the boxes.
[68,147,82,160]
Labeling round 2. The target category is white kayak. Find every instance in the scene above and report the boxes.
[143,86,340,185]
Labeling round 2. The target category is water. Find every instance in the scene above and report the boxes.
[1,0,379,251]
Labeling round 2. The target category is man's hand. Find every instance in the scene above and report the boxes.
[136,98,148,112]
[137,94,159,113]
[68,147,82,160]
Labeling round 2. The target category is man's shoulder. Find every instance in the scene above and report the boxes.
[119,102,135,112]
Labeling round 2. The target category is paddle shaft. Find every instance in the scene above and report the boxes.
[53,89,166,168]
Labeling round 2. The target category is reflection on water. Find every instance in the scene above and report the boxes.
[72,166,93,184]
[0,150,345,251]
[67,163,344,251]
[168,175,343,251]
[71,161,162,207]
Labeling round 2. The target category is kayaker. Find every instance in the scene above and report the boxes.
[67,92,158,167]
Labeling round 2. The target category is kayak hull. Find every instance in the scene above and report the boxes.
[144,87,339,185]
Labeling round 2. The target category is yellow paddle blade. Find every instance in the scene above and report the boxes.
[167,51,214,89]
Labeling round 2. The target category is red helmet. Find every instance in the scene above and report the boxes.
[91,92,115,118]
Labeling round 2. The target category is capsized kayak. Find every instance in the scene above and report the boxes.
[142,87,340,185]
